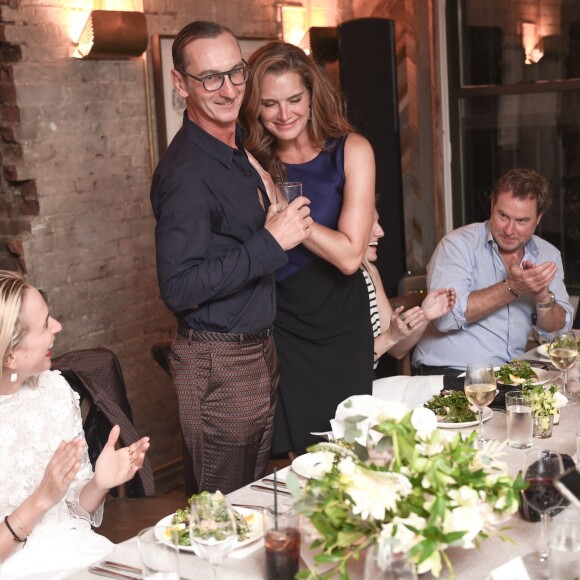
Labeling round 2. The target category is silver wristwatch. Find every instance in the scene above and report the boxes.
[536,290,555,309]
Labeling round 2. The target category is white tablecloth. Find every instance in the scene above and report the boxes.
[68,347,580,579]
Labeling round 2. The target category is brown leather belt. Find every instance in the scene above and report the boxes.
[177,325,273,343]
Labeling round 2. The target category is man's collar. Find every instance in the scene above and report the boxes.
[182,112,246,168]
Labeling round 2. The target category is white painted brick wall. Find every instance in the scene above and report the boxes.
[4,0,351,479]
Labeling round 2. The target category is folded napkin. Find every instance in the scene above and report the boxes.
[330,394,392,445]
[329,391,440,445]
[484,556,530,580]
[372,375,444,408]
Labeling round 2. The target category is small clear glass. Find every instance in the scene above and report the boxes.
[505,391,532,448]
[364,544,418,580]
[137,526,180,580]
[275,182,302,209]
[548,506,580,580]
[263,506,301,580]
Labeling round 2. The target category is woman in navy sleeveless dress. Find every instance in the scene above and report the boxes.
[241,42,376,455]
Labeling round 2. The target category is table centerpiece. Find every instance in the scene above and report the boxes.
[521,383,565,437]
[286,396,526,579]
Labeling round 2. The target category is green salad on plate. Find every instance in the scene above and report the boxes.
[423,390,477,423]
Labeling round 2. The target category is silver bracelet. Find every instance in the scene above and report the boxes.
[503,278,519,298]
[536,291,555,309]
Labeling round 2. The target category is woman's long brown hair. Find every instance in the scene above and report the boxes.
[240,42,353,175]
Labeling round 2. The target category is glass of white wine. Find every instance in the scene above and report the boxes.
[549,330,578,399]
[464,362,497,448]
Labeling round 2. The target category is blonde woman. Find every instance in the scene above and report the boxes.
[0,271,149,578]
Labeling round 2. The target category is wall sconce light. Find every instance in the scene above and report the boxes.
[520,21,544,65]
[275,1,307,46]
[73,10,148,59]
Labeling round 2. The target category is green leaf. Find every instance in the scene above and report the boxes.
[285,471,303,499]
[336,529,365,547]
[441,530,466,543]
[315,553,344,563]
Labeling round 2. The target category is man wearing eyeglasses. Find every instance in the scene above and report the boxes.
[150,21,313,495]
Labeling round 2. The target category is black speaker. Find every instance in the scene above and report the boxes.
[338,18,406,378]
[305,26,338,64]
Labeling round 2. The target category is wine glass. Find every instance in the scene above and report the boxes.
[189,494,238,579]
[520,449,565,574]
[549,330,578,398]
[464,362,497,448]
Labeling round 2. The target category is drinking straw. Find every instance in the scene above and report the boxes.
[274,467,279,530]
[275,159,284,184]
[274,160,284,207]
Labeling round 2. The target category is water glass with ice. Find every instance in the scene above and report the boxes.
[263,506,301,580]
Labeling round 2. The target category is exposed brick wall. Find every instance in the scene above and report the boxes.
[0,4,33,273]
[0,0,351,483]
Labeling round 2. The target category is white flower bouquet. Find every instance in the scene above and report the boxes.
[287,396,525,579]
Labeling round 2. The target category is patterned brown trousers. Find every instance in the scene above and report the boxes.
[170,332,279,494]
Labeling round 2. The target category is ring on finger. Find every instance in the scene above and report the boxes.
[400,313,407,321]
[407,322,412,331]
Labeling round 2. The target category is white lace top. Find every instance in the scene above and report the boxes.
[0,370,103,536]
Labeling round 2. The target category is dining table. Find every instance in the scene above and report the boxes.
[70,344,580,580]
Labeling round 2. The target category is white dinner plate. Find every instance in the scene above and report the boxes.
[154,506,264,552]
[458,366,557,386]
[536,344,550,359]
[291,451,333,479]
[457,367,501,378]
[437,407,493,429]
[497,367,558,387]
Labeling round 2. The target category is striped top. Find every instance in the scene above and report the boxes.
[361,266,381,369]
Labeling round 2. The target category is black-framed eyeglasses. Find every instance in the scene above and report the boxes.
[177,61,250,92]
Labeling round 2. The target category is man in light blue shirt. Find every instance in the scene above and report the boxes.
[413,168,574,376]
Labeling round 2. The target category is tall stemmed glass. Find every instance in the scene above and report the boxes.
[189,493,238,579]
[549,330,578,398]
[521,449,565,574]
[464,362,497,448]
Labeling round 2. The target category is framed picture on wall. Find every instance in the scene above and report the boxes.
[151,35,275,159]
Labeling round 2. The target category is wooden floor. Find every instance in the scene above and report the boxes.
[95,457,291,543]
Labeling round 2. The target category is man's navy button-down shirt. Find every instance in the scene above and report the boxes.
[151,115,288,333]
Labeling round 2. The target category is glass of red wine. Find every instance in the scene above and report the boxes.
[521,449,565,573]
